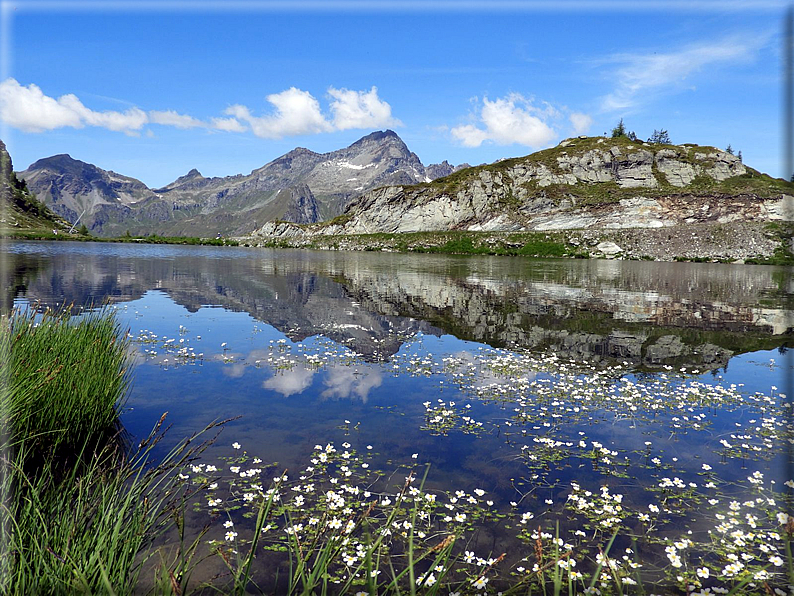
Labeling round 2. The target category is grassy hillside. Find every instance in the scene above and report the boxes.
[411,136,794,205]
[1,141,73,238]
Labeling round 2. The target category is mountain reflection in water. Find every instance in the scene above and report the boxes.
[5,240,792,371]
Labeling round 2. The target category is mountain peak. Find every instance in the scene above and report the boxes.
[285,147,317,158]
[173,168,204,183]
[159,167,208,191]
[30,153,81,170]
[26,154,105,181]
[353,130,403,145]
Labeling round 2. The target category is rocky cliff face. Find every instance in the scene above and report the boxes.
[257,137,791,237]
[0,140,12,183]
[279,184,320,224]
[17,130,465,237]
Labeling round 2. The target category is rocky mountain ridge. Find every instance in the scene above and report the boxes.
[253,136,792,239]
[16,130,468,237]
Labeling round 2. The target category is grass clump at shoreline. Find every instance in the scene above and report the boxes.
[0,306,218,594]
[4,306,131,457]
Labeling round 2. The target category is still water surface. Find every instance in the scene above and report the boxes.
[6,240,793,590]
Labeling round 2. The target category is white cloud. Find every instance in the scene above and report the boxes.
[449,124,490,148]
[451,93,557,148]
[0,78,146,135]
[328,86,401,130]
[0,79,88,132]
[63,99,147,134]
[599,34,768,111]
[149,109,203,129]
[569,112,593,135]
[1,79,401,139]
[226,87,333,139]
[210,116,247,132]
[221,86,402,138]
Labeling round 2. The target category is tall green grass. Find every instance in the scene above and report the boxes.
[0,306,221,594]
[3,306,131,459]
[1,421,211,595]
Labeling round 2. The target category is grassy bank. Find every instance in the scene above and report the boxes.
[0,229,239,246]
[3,220,788,263]
[257,229,589,259]
[246,221,790,264]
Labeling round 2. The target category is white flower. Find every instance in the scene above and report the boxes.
[696,567,709,579]
[417,573,436,587]
[232,442,241,449]
[225,531,237,541]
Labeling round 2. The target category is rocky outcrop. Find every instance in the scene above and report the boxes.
[0,140,11,184]
[554,146,659,188]
[0,139,66,231]
[280,184,320,224]
[425,160,471,179]
[250,137,788,239]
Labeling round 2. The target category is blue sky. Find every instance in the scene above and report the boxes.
[0,1,788,187]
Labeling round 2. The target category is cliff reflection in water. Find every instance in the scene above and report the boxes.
[7,241,792,370]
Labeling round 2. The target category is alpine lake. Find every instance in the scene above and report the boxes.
[6,239,793,595]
